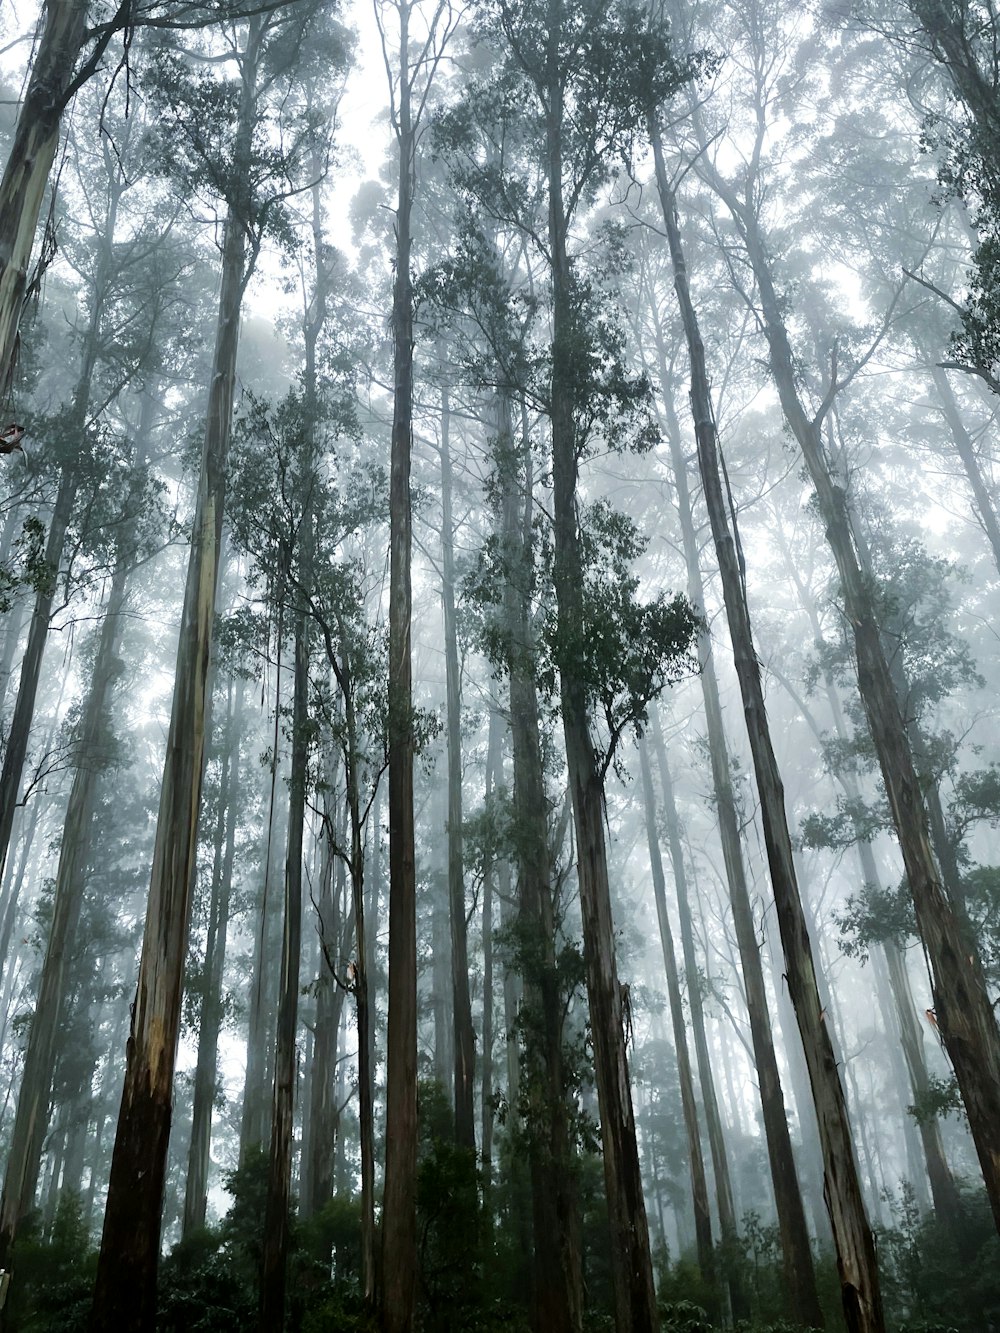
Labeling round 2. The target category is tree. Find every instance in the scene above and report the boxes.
[375,2,457,1326]
[648,132,885,1332]
[91,8,329,1324]
[436,7,700,1325]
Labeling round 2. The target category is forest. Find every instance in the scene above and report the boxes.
[0,0,999,1329]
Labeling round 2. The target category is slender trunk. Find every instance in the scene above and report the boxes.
[927,364,1000,576]
[882,936,961,1223]
[0,596,27,720]
[648,722,754,1322]
[481,709,502,1179]
[241,746,285,1161]
[440,379,476,1151]
[547,47,657,1333]
[637,739,714,1286]
[499,392,583,1333]
[0,539,131,1273]
[303,823,343,1219]
[646,209,823,1329]
[730,177,1000,1239]
[652,136,884,1332]
[432,862,451,1088]
[0,0,89,384]
[183,680,243,1237]
[0,468,76,882]
[259,569,309,1330]
[794,632,963,1230]
[381,1,417,1320]
[91,28,259,1326]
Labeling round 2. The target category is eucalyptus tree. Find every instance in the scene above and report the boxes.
[0,115,176,898]
[182,673,247,1238]
[227,361,389,1306]
[645,113,886,1330]
[0,387,170,1289]
[434,10,702,1325]
[690,32,1000,1231]
[91,6,337,1324]
[374,1,458,1324]
[436,374,477,1152]
[626,222,825,1328]
[637,737,714,1291]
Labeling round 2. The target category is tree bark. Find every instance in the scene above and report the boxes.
[259,554,309,1331]
[498,391,583,1333]
[648,364,823,1324]
[0,464,76,883]
[0,485,134,1277]
[927,364,1000,577]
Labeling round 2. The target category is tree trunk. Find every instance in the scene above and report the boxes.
[259,564,310,1331]
[543,35,657,1330]
[0,0,89,385]
[728,176,1000,1240]
[652,136,884,1333]
[241,746,285,1162]
[498,392,583,1333]
[637,739,715,1287]
[183,679,243,1237]
[0,467,76,883]
[882,936,961,1223]
[381,1,417,1321]
[90,26,259,1326]
[927,364,1000,576]
[651,362,823,1325]
[0,514,132,1274]
[439,378,476,1151]
[481,708,502,1181]
[649,722,757,1321]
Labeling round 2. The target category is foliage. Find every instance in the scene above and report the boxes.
[877,1184,1000,1332]
[4,1193,95,1333]
[907,1073,963,1127]
[836,880,915,960]
[0,517,51,612]
[415,1080,505,1330]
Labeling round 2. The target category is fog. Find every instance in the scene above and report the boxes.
[0,0,997,1330]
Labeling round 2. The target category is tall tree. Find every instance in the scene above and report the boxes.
[438,376,476,1151]
[699,131,1000,1240]
[91,9,324,1323]
[648,136,885,1332]
[376,2,456,1325]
